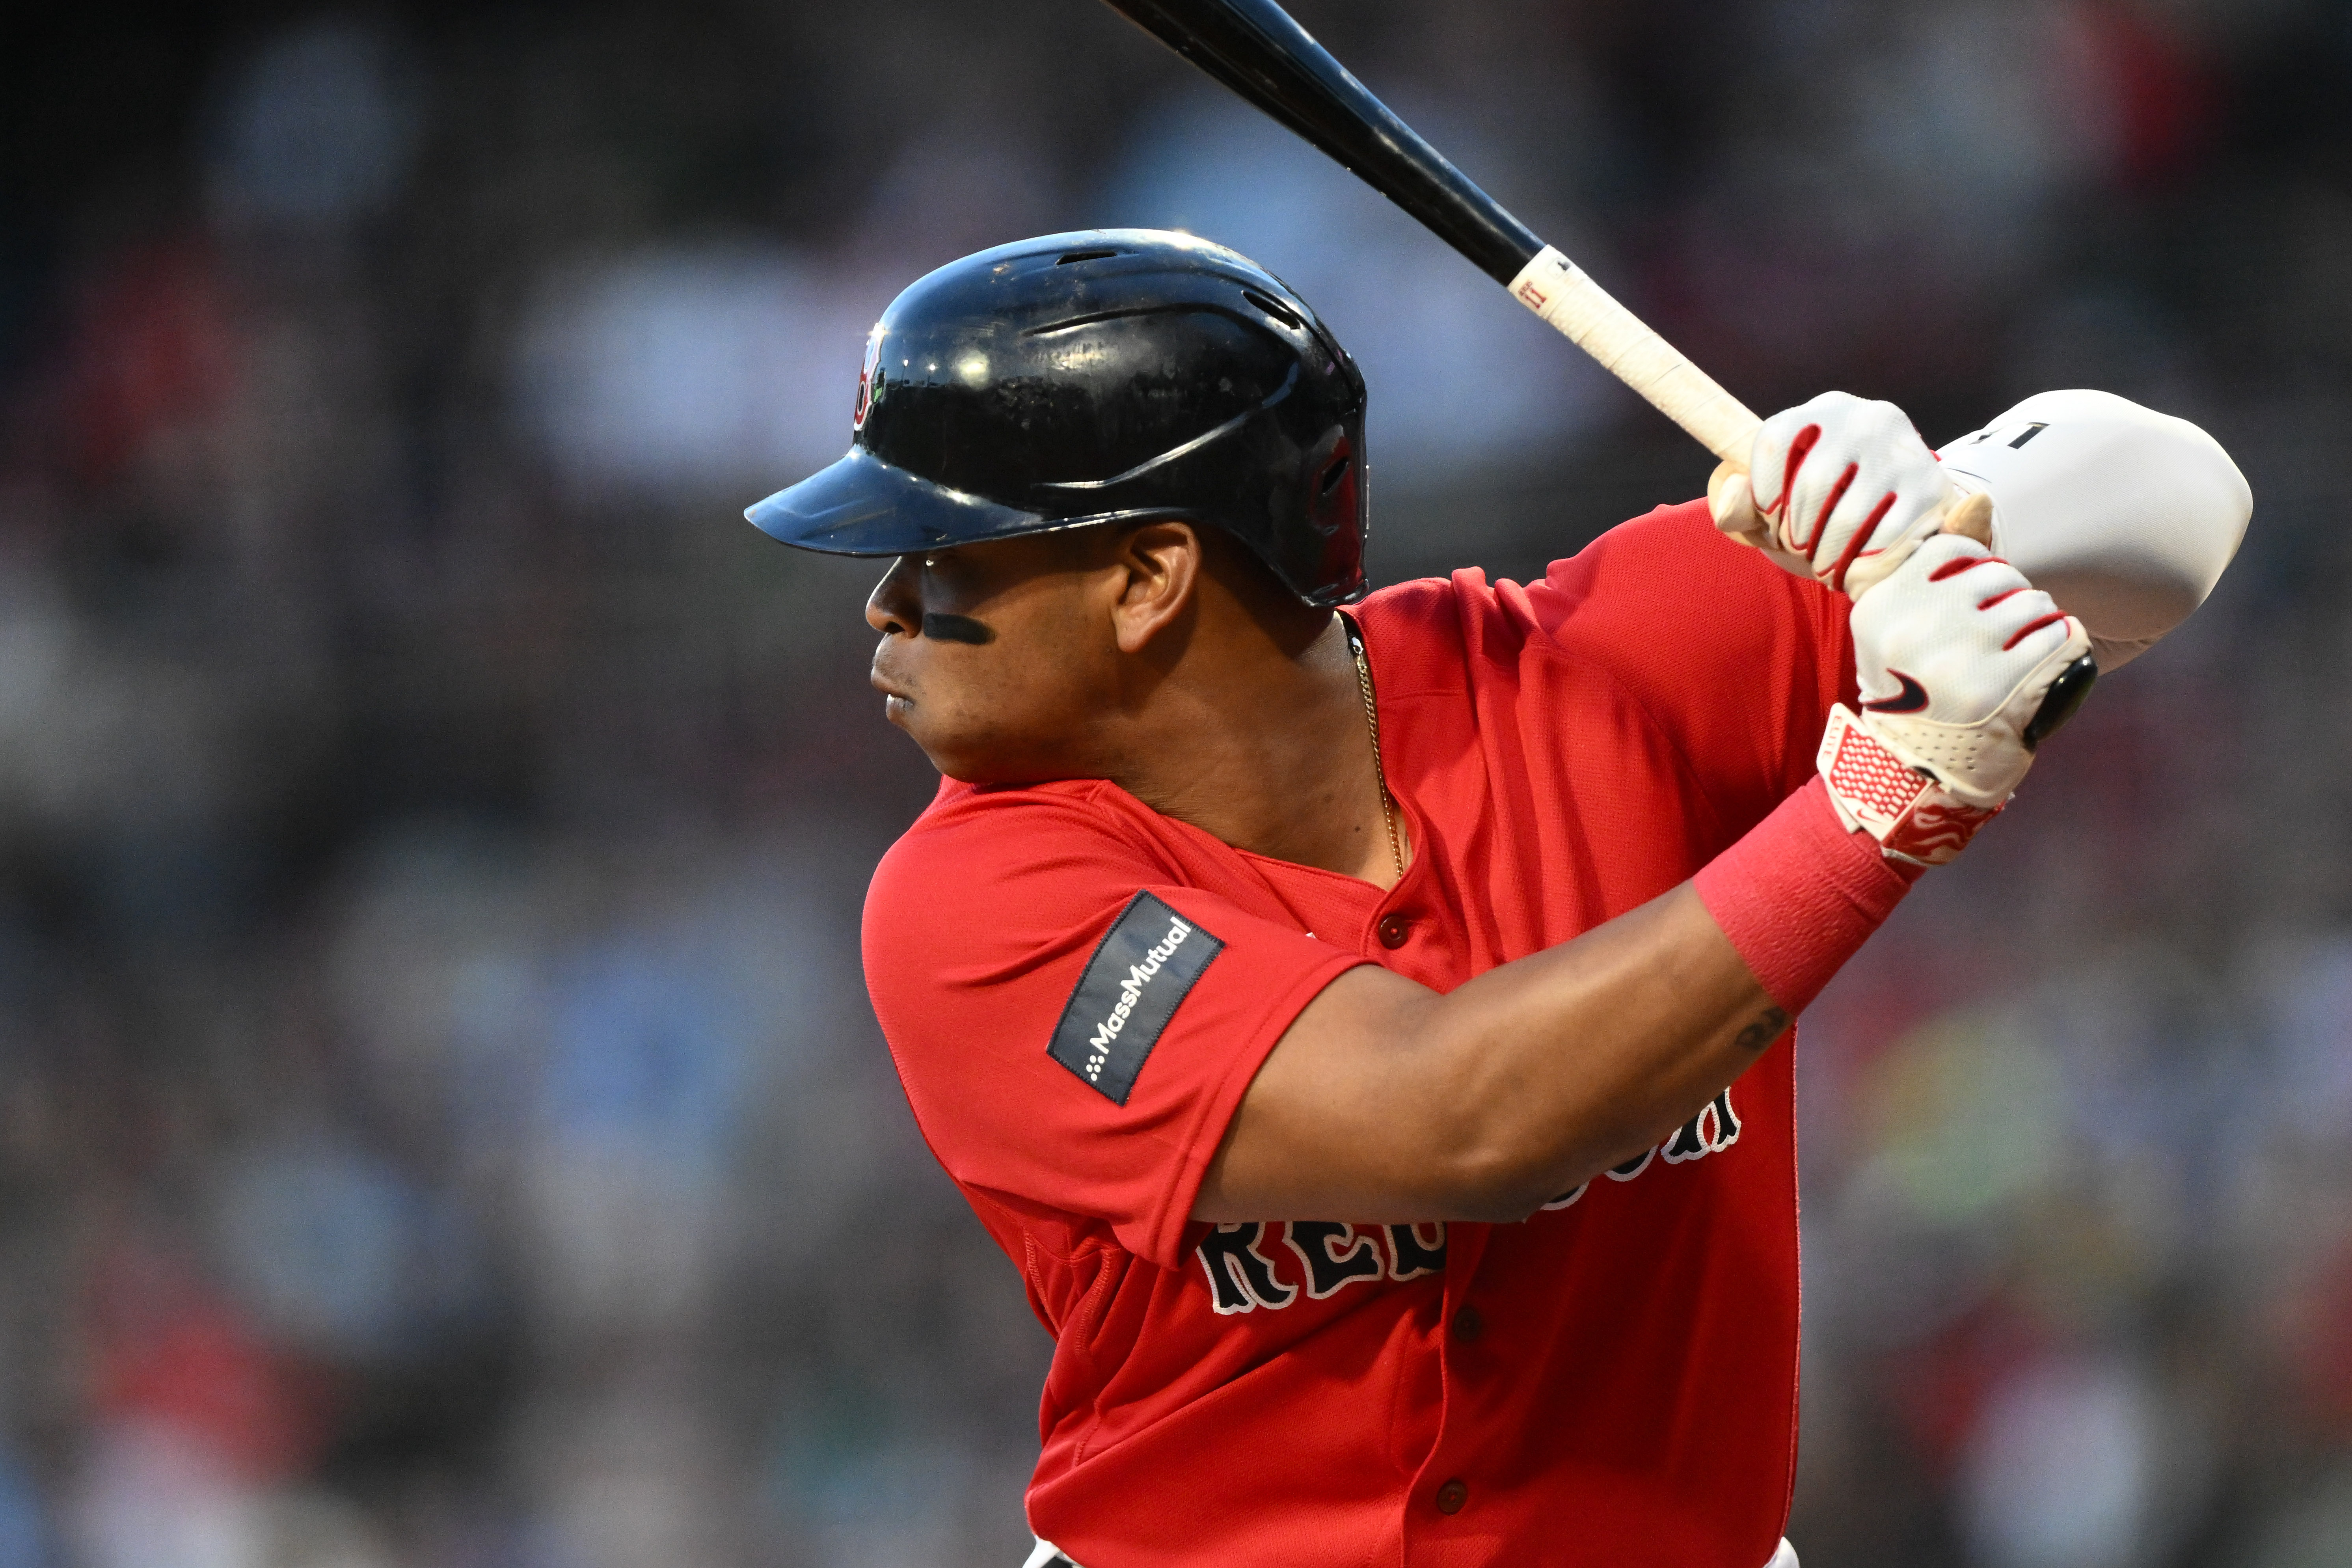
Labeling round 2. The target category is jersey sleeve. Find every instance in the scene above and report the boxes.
[861,787,1367,1272]
[1521,499,1856,834]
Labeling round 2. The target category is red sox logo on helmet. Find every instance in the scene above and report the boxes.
[853,327,883,431]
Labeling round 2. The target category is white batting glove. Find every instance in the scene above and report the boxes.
[1712,391,1955,598]
[1821,533,2095,866]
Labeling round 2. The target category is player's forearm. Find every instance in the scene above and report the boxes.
[1406,884,1789,1216]
[1421,771,1933,1214]
[1201,780,1915,1224]
[1199,885,1780,1224]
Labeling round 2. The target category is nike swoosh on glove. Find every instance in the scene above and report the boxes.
[1821,532,2093,866]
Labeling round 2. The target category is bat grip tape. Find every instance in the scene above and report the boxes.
[1507,246,1763,464]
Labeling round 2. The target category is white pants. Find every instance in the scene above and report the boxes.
[1026,1534,1801,1567]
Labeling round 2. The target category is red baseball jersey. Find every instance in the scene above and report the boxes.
[862,501,1855,1567]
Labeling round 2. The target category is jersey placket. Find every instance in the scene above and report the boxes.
[1397,1218,1495,1555]
[1365,725,1505,1554]
[1352,654,1456,989]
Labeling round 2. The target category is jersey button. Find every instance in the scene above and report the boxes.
[1376,913,1411,949]
[1451,1305,1484,1343]
[1435,1478,1469,1514]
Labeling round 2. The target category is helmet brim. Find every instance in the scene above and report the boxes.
[745,445,1046,557]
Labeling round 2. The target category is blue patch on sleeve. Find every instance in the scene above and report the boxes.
[1046,892,1224,1105]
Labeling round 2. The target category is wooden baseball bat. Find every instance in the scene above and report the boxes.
[1097,0,1762,463]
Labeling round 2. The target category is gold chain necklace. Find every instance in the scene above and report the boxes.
[1347,621,1406,882]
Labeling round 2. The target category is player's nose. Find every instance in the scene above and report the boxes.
[866,557,922,637]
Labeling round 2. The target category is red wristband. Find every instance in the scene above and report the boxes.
[1691,775,1920,1015]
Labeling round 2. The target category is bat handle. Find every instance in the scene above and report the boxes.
[1506,246,1762,464]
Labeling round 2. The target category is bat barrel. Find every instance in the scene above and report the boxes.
[1103,0,1543,285]
[1101,0,1761,462]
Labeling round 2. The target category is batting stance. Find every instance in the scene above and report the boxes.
[745,231,2249,1568]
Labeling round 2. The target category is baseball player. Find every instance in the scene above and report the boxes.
[744,231,2249,1567]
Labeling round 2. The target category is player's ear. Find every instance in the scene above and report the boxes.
[1108,520,1204,655]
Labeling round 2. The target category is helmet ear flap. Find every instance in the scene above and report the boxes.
[1296,429,1366,604]
[1311,439,1358,534]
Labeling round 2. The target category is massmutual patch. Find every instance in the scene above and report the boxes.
[1048,892,1224,1105]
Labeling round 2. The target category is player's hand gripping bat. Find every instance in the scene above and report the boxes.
[1096,0,1764,464]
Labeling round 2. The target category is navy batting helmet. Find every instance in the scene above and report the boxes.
[745,229,1370,606]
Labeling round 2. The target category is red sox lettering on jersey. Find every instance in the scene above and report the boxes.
[1197,1086,1744,1314]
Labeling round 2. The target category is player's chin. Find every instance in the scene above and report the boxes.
[885,704,976,778]
[913,727,1060,788]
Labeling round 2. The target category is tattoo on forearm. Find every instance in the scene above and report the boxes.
[1734,1006,1790,1052]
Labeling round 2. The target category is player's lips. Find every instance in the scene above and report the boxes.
[870,652,914,717]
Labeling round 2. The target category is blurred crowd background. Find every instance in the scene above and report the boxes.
[0,1,2347,1564]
